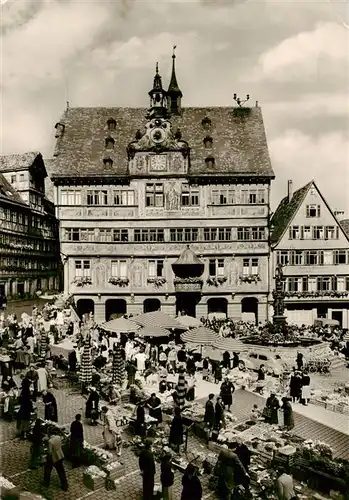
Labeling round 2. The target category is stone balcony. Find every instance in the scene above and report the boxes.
[174,277,203,293]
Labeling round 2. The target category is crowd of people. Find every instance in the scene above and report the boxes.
[0,299,346,500]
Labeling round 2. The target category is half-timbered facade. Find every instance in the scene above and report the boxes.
[0,152,60,299]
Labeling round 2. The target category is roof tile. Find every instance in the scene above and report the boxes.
[51,106,274,179]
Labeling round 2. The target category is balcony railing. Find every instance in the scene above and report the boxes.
[174,277,203,292]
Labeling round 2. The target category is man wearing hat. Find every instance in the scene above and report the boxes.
[139,438,156,500]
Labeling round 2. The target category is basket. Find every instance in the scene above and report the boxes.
[107,463,125,480]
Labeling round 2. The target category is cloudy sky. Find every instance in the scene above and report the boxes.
[1,0,348,211]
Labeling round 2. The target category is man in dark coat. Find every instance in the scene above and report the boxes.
[181,463,202,500]
[68,348,77,372]
[43,390,58,422]
[70,414,84,468]
[204,393,215,440]
[232,352,240,369]
[139,438,155,500]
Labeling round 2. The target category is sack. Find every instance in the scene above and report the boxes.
[262,407,272,418]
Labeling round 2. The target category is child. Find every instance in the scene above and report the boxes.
[115,430,122,456]
[250,404,261,421]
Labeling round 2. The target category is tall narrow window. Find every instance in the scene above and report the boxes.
[209,258,224,276]
[181,184,199,206]
[148,259,164,278]
[111,260,127,278]
[146,183,164,207]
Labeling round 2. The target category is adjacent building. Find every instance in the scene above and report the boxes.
[50,57,275,323]
[0,152,61,299]
[270,180,349,328]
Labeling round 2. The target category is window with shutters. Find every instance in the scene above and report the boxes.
[313,226,324,239]
[326,226,338,239]
[303,226,312,239]
[317,276,331,291]
[277,251,289,265]
[289,226,300,239]
[333,250,347,264]
[287,277,300,292]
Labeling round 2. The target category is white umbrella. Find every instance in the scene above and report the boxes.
[101,317,140,334]
[176,315,202,329]
[180,326,219,347]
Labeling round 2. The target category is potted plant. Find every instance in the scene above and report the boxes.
[206,276,227,287]
[108,277,129,287]
[147,277,166,287]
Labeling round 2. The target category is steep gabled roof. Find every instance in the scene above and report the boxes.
[271,181,349,245]
[270,181,313,244]
[51,106,275,180]
[0,173,26,205]
[0,152,41,173]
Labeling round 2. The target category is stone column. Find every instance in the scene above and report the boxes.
[94,302,105,324]
[257,299,268,324]
[227,301,240,320]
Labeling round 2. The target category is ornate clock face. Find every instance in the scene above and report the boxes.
[150,155,167,171]
[150,127,166,144]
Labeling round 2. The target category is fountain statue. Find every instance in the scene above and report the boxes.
[272,263,287,329]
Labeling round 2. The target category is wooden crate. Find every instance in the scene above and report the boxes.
[83,472,105,491]
[108,463,125,481]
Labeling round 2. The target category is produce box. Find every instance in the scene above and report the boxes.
[83,468,107,491]
[83,473,105,491]
[105,461,125,480]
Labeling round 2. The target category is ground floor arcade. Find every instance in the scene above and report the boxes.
[74,292,269,325]
[0,274,60,300]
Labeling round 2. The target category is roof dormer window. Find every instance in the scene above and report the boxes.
[54,122,65,138]
[203,136,213,148]
[103,158,113,169]
[201,117,212,131]
[105,137,115,150]
[107,118,116,131]
[205,155,215,168]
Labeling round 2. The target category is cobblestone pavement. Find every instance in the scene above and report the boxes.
[1,385,349,499]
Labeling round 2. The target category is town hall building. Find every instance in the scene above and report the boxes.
[50,54,275,324]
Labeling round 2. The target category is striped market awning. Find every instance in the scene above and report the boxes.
[131,311,186,330]
[180,326,219,346]
[137,325,171,338]
[176,315,202,329]
[101,317,140,334]
[212,337,248,353]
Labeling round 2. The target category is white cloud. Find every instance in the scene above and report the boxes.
[2,0,110,91]
[268,93,349,118]
[270,130,349,212]
[250,22,348,82]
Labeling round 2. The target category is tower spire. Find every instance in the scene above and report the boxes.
[167,45,182,115]
[148,62,168,118]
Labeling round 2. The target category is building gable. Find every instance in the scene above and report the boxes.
[273,181,349,250]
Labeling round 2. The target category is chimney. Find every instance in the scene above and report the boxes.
[287,180,293,202]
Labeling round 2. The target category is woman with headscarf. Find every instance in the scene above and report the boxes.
[42,390,58,422]
[220,378,235,412]
[263,393,280,425]
[281,398,294,431]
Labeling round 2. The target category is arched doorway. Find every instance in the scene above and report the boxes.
[77,299,94,319]
[143,298,161,313]
[105,299,127,321]
[241,297,258,325]
[176,294,201,317]
[207,298,228,318]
